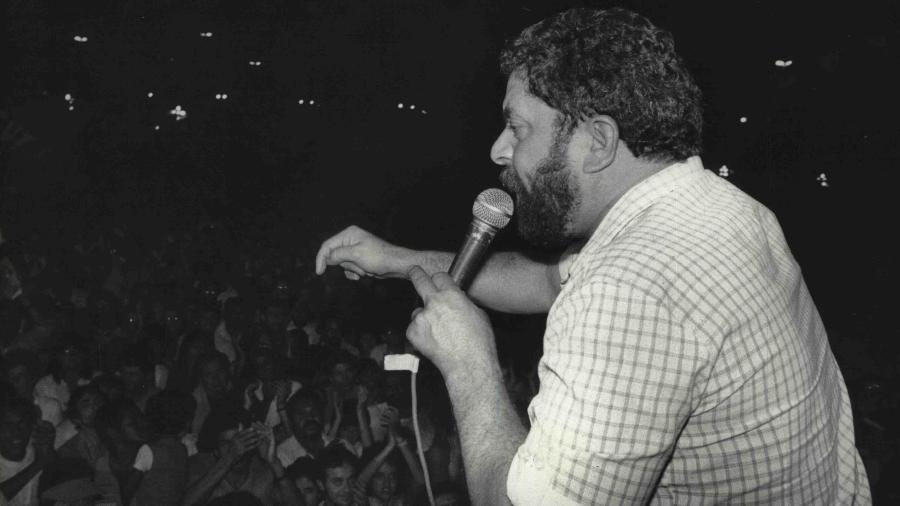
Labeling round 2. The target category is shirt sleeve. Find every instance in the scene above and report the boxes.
[133,444,154,472]
[515,280,707,504]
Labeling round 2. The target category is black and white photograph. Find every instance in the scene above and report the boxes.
[2,1,897,504]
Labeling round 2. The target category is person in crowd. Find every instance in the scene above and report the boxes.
[6,292,58,353]
[33,341,93,427]
[118,348,159,412]
[255,299,304,361]
[162,307,187,364]
[327,388,373,459]
[356,429,423,506]
[2,349,62,426]
[324,352,357,412]
[94,399,150,492]
[0,397,56,506]
[367,328,408,369]
[132,323,172,390]
[317,444,360,506]
[315,7,870,504]
[242,347,300,437]
[277,389,329,467]
[127,389,196,506]
[54,384,121,505]
[168,330,213,394]
[214,297,251,371]
[286,457,323,506]
[54,384,104,451]
[191,351,240,435]
[91,374,125,405]
[185,407,300,505]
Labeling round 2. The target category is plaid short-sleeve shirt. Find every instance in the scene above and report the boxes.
[507,157,870,505]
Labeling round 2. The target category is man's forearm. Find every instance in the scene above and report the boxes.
[444,365,527,506]
[0,461,43,501]
[407,250,559,314]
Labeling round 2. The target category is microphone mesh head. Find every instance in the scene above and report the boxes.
[473,188,514,229]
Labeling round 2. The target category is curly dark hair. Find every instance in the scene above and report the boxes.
[499,7,703,162]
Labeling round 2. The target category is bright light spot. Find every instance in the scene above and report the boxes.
[248,61,262,66]
[397,103,404,109]
[73,35,88,42]
[147,92,154,98]
[64,93,72,101]
[169,105,187,121]
[200,32,213,38]
[222,93,228,99]
[740,117,748,123]
[816,173,829,187]
[421,110,427,115]
[68,106,74,111]
[298,99,304,104]
[309,100,315,105]
[718,165,731,178]
[154,125,160,130]
[409,104,416,110]
[775,59,793,68]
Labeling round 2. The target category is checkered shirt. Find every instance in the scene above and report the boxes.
[506,157,870,505]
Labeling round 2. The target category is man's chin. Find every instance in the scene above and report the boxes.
[517,224,572,251]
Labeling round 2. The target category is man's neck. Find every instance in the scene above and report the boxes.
[581,156,673,237]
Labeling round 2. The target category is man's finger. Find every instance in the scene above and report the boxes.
[315,228,355,274]
[407,265,437,301]
[431,271,459,291]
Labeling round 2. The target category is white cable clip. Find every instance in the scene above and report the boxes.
[384,354,420,373]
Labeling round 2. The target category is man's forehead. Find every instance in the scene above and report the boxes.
[502,74,557,122]
[326,464,354,477]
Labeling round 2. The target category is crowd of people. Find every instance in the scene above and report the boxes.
[0,220,485,505]
[1,212,896,504]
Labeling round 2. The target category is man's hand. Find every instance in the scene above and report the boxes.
[32,421,56,466]
[273,380,290,409]
[406,266,498,379]
[225,428,263,461]
[314,226,410,280]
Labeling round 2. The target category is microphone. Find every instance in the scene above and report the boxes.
[448,188,514,291]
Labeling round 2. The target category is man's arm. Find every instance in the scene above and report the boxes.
[405,267,528,505]
[0,462,44,501]
[444,366,526,506]
[315,226,560,314]
[181,429,262,506]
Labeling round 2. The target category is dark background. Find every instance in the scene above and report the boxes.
[2,0,898,358]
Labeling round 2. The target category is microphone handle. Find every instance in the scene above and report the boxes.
[449,219,498,291]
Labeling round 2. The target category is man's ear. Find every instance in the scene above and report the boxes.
[583,115,619,174]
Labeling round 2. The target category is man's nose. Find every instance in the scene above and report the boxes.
[490,129,514,167]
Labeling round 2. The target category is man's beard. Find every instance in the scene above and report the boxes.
[500,129,578,250]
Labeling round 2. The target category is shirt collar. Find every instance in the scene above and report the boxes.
[567,156,705,271]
